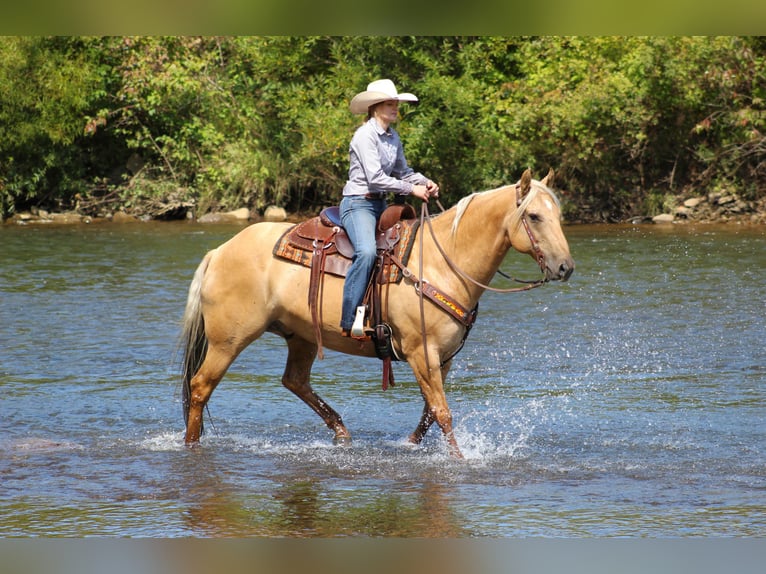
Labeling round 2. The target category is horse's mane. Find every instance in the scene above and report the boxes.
[451,181,560,237]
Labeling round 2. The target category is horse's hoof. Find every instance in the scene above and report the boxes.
[183,433,200,447]
[333,435,352,447]
[447,445,465,460]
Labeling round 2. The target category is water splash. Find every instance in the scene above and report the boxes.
[453,398,552,462]
[139,432,187,452]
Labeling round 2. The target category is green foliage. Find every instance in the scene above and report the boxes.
[0,37,103,214]
[479,36,765,220]
[644,189,678,217]
[1,36,764,221]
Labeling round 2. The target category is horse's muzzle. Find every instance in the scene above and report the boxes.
[547,258,575,282]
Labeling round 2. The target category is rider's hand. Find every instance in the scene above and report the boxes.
[412,182,440,201]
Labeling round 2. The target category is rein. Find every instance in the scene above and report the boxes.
[408,185,548,372]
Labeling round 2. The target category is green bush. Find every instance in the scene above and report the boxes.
[1,36,763,221]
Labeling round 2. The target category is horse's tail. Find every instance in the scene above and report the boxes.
[180,250,213,429]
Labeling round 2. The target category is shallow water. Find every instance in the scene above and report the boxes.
[1,221,764,537]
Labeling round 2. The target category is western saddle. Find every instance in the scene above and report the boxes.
[273,202,419,389]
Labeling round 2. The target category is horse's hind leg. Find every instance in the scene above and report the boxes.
[185,346,237,444]
[408,405,436,445]
[281,336,351,443]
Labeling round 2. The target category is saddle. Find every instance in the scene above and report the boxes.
[275,204,416,280]
[273,203,419,387]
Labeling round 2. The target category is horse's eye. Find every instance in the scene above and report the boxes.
[528,212,542,223]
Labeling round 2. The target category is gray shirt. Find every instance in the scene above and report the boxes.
[342,118,429,196]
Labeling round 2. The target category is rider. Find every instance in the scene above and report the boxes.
[340,79,440,338]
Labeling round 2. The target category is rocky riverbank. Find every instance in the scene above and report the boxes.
[638,191,766,225]
[2,205,293,226]
[2,191,765,226]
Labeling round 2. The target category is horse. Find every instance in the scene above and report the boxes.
[179,168,574,458]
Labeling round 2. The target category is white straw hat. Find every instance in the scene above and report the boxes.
[349,79,418,114]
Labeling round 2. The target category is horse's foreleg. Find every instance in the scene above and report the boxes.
[409,358,463,458]
[429,401,463,459]
[185,346,235,444]
[281,337,351,443]
[416,401,461,458]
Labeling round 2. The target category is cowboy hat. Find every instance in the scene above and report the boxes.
[349,79,418,114]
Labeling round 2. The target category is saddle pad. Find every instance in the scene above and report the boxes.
[273,216,420,283]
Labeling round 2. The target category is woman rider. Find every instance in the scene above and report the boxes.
[340,79,440,338]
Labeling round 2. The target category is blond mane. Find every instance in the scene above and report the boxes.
[451,181,560,236]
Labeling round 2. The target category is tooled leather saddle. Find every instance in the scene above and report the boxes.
[273,203,419,386]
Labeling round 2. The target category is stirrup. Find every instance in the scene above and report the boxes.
[350,305,367,338]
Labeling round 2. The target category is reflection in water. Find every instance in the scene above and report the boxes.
[183,469,468,537]
[170,447,258,538]
[273,480,323,536]
[274,479,467,537]
[169,437,471,537]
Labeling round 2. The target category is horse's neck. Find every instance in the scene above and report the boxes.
[426,187,514,292]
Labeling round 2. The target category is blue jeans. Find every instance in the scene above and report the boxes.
[339,195,386,330]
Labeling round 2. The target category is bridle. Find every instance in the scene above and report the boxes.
[516,183,548,276]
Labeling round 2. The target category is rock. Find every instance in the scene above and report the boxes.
[226,207,251,220]
[683,197,704,208]
[198,212,231,223]
[652,213,675,224]
[674,206,690,217]
[717,194,736,205]
[264,205,287,222]
[198,213,222,223]
[50,212,82,224]
[112,211,138,223]
[198,207,251,223]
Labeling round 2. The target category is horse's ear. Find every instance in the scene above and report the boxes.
[541,167,555,188]
[520,168,532,195]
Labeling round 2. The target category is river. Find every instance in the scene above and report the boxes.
[1,221,764,537]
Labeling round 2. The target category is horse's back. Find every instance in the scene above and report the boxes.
[199,221,296,321]
[209,221,290,269]
[223,220,292,249]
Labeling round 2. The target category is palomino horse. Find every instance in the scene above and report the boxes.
[180,169,574,458]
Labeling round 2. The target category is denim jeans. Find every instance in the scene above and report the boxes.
[339,195,386,329]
